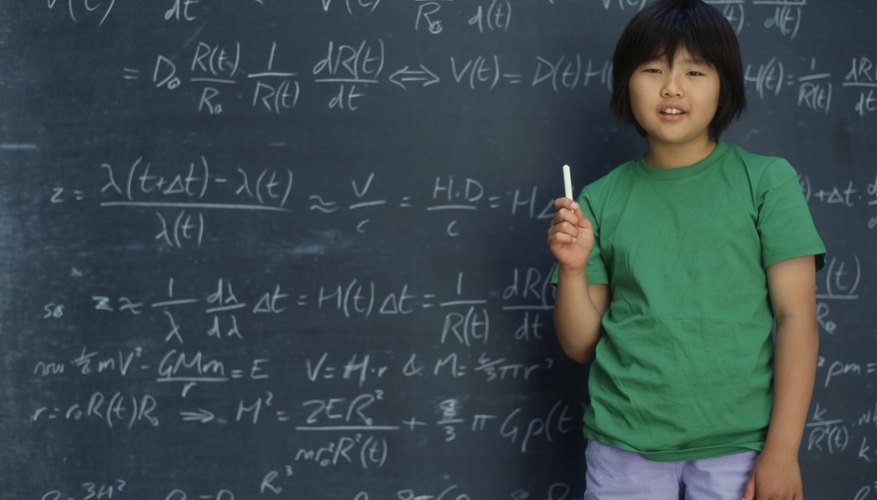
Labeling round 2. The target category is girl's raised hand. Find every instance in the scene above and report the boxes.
[547,197,594,273]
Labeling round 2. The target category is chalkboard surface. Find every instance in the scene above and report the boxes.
[1,1,875,499]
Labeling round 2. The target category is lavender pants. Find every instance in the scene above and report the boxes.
[584,440,757,500]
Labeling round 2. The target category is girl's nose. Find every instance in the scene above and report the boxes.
[662,85,682,97]
[661,77,683,97]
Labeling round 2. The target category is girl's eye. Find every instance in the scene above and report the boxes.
[688,71,705,76]
[643,68,661,74]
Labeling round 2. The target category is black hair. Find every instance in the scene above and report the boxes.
[610,0,747,140]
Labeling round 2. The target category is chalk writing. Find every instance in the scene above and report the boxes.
[6,2,875,499]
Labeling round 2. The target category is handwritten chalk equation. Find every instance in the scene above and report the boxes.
[127,37,616,114]
[40,479,128,500]
[745,55,877,116]
[126,45,877,117]
[805,401,877,465]
[49,156,559,246]
[38,267,554,342]
[37,479,584,500]
[801,170,877,229]
[48,0,814,43]
[814,254,863,339]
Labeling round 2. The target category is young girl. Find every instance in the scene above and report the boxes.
[547,1,826,499]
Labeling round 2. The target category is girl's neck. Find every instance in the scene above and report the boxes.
[644,137,717,170]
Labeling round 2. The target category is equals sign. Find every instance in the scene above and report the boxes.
[122,68,140,80]
[504,73,523,84]
[297,294,308,306]
[230,369,244,379]
[488,195,502,208]
[421,294,437,308]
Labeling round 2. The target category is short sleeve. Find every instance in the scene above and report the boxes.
[551,187,610,285]
[756,160,826,271]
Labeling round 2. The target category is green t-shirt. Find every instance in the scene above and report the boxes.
[557,142,826,461]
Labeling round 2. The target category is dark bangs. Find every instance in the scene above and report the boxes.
[610,0,747,139]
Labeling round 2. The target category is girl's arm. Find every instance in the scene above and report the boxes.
[548,197,610,364]
[554,278,609,364]
[744,255,819,500]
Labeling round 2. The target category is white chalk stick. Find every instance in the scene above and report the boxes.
[563,164,573,200]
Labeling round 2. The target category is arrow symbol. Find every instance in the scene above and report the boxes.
[180,408,215,423]
[389,64,440,89]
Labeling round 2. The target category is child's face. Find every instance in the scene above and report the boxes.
[628,46,720,149]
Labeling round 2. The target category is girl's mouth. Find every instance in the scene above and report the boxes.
[660,108,686,120]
